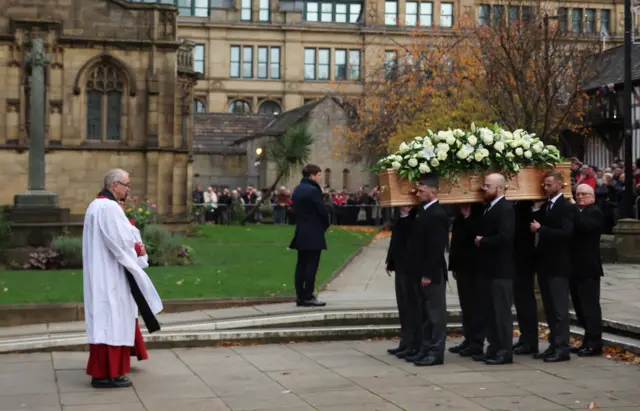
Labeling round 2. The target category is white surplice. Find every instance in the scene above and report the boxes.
[83,198,163,347]
[130,224,149,269]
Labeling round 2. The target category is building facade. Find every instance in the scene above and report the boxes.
[0,0,198,216]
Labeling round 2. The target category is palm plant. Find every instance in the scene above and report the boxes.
[243,123,314,224]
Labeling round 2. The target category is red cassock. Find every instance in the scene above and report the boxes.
[86,207,149,379]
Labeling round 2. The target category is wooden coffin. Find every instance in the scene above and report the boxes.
[377,162,572,207]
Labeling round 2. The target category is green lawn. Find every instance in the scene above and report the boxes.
[0,225,377,305]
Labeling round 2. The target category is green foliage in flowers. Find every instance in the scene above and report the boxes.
[142,224,195,266]
[51,236,83,268]
[123,196,157,233]
[374,123,563,182]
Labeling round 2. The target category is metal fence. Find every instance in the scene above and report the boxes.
[192,203,394,226]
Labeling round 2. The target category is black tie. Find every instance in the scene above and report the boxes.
[484,203,491,215]
[546,201,553,214]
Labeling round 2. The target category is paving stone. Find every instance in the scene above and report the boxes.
[141,398,230,411]
[445,382,529,398]
[266,368,358,393]
[0,393,61,411]
[220,392,310,410]
[62,404,146,411]
[537,389,638,408]
[297,388,387,406]
[60,390,139,406]
[0,362,57,395]
[52,352,88,371]
[471,394,572,411]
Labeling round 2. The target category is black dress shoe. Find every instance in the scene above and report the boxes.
[570,345,584,354]
[405,349,428,362]
[543,351,570,363]
[513,341,524,349]
[91,376,132,389]
[459,346,484,357]
[577,347,603,357]
[484,355,513,365]
[533,347,555,360]
[396,349,417,359]
[472,353,491,362]
[387,345,407,355]
[513,344,539,355]
[298,298,326,307]
[448,342,469,354]
[414,356,444,366]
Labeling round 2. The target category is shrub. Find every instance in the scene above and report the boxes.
[51,236,83,268]
[24,249,63,270]
[142,224,194,266]
[124,196,157,233]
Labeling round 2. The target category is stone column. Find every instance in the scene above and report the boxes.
[613,218,640,263]
[14,37,59,208]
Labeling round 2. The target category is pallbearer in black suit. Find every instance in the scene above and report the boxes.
[473,174,516,365]
[512,200,539,355]
[404,175,451,367]
[448,203,485,357]
[570,184,604,357]
[530,171,576,362]
[386,206,420,355]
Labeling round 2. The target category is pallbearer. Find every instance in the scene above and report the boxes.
[83,169,163,388]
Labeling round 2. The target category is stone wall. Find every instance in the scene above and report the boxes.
[192,153,248,189]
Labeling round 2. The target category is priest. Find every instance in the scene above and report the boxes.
[84,169,163,389]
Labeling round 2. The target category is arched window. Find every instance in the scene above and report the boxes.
[324,168,332,188]
[342,168,350,190]
[258,100,281,115]
[193,99,207,113]
[227,100,252,114]
[86,65,124,141]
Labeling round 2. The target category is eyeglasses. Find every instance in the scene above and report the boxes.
[116,181,131,189]
[575,192,593,197]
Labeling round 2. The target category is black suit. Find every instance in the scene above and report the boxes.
[449,204,485,350]
[534,195,576,354]
[289,178,330,301]
[406,201,450,359]
[477,197,516,358]
[570,204,604,349]
[513,201,539,349]
[386,208,420,350]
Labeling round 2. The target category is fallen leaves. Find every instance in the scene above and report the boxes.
[589,401,597,409]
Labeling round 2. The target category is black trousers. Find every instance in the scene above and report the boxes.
[538,275,570,353]
[419,281,447,359]
[570,276,603,348]
[485,278,514,357]
[396,274,422,350]
[455,271,485,348]
[295,250,321,301]
[513,265,539,348]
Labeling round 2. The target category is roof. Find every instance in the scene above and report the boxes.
[193,113,274,154]
[583,44,640,91]
[231,98,328,145]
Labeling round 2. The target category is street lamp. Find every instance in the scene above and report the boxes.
[621,0,634,218]
[256,147,263,156]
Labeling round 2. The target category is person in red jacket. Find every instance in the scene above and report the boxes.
[576,165,597,191]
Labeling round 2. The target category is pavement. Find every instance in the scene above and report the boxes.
[1,237,640,410]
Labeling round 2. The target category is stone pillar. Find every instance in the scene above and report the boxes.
[14,37,59,208]
[613,218,640,263]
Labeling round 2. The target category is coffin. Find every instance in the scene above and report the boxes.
[378,162,572,207]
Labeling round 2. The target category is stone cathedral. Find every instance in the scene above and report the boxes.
[0,0,198,218]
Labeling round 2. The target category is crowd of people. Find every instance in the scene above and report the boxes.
[385,171,605,366]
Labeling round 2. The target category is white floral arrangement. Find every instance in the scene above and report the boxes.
[374,124,563,182]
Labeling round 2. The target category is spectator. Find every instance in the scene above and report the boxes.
[204,187,218,223]
[576,165,597,191]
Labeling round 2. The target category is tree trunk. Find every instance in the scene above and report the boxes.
[242,170,286,225]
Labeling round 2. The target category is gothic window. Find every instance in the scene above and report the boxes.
[227,100,252,113]
[86,65,124,141]
[324,168,332,188]
[258,100,281,115]
[342,168,349,190]
[194,98,207,113]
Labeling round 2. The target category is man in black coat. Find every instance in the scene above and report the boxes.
[530,171,576,362]
[570,184,604,357]
[403,175,450,367]
[448,202,485,357]
[385,206,419,355]
[290,164,330,307]
[474,173,516,365]
[512,200,539,355]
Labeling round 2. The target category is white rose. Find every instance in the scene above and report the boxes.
[524,150,532,159]
[513,130,523,140]
[481,134,494,146]
[521,141,531,150]
[408,158,418,167]
[421,146,435,159]
[418,163,430,174]
[456,149,468,160]
[509,140,521,148]
[473,151,484,162]
[513,164,520,172]
[394,155,403,162]
[515,147,524,156]
[446,135,456,146]
[437,151,448,161]
[453,129,465,138]
[494,141,505,152]
[438,130,454,141]
[437,143,450,152]
[414,136,424,142]
[533,142,544,153]
[391,161,401,170]
[430,158,440,167]
[411,141,423,150]
[502,131,513,140]
[506,152,515,159]
[480,148,490,157]
[399,142,410,152]
[467,135,478,146]
[542,149,549,154]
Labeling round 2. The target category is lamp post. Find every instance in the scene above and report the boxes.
[621,0,635,218]
[254,147,263,188]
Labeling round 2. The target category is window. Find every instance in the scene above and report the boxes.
[522,6,531,23]
[385,1,397,25]
[304,1,363,23]
[86,65,124,141]
[318,49,330,80]
[558,8,568,33]
[194,44,205,74]
[306,2,319,21]
[349,3,361,22]
[193,99,206,113]
[259,100,281,114]
[335,49,347,80]
[492,5,504,26]
[321,2,332,21]
[178,0,209,16]
[419,2,432,26]
[384,50,397,79]
[324,168,332,187]
[335,49,361,81]
[440,2,453,27]
[571,9,582,34]
[508,6,519,25]
[227,100,252,113]
[242,46,253,78]
[348,50,360,81]
[258,47,269,79]
[304,48,316,80]
[270,47,281,79]
[342,168,349,190]
[336,3,347,22]
[406,2,418,26]
[259,0,270,21]
[230,46,241,78]
[600,10,610,36]
[241,0,251,20]
[478,4,490,26]
[585,9,595,34]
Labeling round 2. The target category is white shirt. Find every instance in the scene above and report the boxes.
[532,192,563,212]
[423,199,438,210]
[486,195,505,213]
